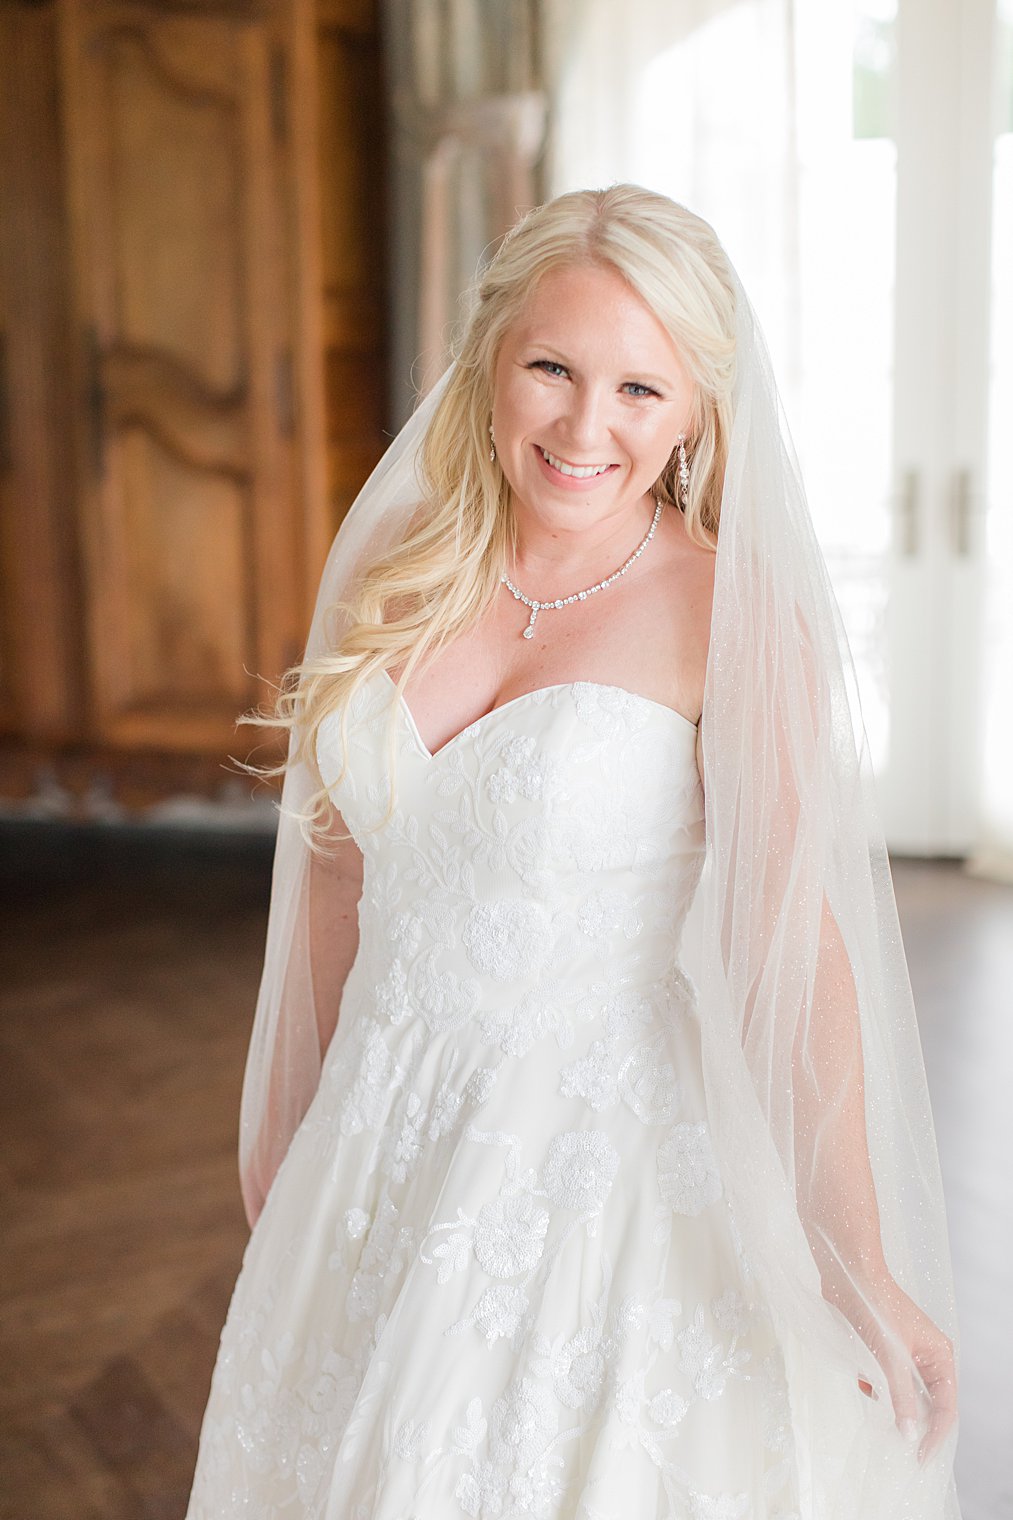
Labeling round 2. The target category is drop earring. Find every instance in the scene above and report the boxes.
[676,433,690,509]
[489,423,496,464]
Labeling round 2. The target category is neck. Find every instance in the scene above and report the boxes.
[506,492,657,590]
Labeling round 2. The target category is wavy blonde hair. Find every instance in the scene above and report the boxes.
[240,185,738,846]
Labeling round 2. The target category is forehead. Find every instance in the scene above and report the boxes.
[502,261,680,361]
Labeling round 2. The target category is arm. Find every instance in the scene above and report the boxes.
[307,803,365,1061]
[796,894,956,1462]
[763,651,956,1462]
[711,598,956,1462]
[242,803,363,1228]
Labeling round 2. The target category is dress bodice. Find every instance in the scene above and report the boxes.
[187,670,809,1520]
[317,670,706,1043]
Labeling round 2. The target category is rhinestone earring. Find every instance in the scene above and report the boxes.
[489,423,496,464]
[676,434,690,509]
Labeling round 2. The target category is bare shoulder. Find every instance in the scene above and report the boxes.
[667,517,716,624]
[635,509,716,704]
[651,521,716,791]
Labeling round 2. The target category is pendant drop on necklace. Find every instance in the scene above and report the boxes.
[502,498,663,640]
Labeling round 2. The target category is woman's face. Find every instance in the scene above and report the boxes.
[491,261,696,538]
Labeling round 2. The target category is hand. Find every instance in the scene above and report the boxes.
[845,1271,957,1464]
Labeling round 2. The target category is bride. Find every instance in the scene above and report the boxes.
[185,185,960,1519]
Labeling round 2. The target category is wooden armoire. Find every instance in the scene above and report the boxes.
[0,0,386,812]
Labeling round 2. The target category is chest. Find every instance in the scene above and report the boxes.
[392,571,706,762]
[317,670,703,872]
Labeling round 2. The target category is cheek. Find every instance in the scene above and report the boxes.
[497,387,553,450]
[625,417,679,469]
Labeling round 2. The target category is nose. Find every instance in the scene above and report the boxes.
[559,383,613,456]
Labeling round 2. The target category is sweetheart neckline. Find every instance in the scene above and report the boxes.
[378,667,699,762]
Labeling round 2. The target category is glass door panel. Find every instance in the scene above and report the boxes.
[547,0,1001,851]
[977,0,1013,869]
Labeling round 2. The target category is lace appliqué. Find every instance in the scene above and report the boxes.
[187,682,798,1520]
[656,1120,724,1221]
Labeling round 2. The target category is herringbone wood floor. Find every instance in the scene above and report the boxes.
[0,825,264,1520]
[0,824,1008,1519]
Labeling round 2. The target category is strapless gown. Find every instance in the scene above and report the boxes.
[184,669,802,1519]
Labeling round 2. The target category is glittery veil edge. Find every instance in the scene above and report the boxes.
[237,267,962,1520]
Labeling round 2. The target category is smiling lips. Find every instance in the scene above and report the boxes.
[537,445,616,480]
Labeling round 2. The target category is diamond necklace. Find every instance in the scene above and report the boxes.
[500,497,663,639]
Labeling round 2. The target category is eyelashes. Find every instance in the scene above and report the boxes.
[526,359,661,399]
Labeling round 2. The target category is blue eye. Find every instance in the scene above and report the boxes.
[527,360,659,397]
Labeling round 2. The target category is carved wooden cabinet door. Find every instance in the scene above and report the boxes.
[57,0,322,754]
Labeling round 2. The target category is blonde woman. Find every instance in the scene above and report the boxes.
[185,187,961,1519]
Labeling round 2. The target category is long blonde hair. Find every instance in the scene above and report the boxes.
[241,185,738,844]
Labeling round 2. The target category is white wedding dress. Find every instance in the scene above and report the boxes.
[185,669,803,1520]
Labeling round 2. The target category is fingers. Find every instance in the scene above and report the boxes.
[918,1389,957,1465]
[881,1348,921,1445]
[914,1343,958,1465]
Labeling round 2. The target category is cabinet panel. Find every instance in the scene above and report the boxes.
[0,2,83,742]
[117,429,251,709]
[0,0,386,811]
[104,25,247,393]
[316,4,387,523]
[59,0,302,752]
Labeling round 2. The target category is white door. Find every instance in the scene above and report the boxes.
[548,0,1010,854]
[763,0,1001,855]
[881,0,1000,853]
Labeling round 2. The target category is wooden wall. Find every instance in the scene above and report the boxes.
[0,0,387,812]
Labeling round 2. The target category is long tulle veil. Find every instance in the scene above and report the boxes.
[237,236,960,1518]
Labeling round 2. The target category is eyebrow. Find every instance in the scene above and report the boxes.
[520,342,676,391]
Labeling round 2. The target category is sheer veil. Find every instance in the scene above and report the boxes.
[237,243,960,1518]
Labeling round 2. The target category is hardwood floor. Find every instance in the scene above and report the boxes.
[0,827,1008,1518]
[0,823,263,1520]
[890,860,1013,1520]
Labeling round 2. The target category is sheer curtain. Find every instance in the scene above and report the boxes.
[968,42,1013,883]
[540,0,889,769]
[541,0,803,394]
[540,0,1013,879]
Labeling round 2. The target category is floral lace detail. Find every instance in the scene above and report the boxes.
[559,1037,618,1110]
[337,1019,407,1137]
[469,1283,530,1347]
[486,734,559,805]
[344,1206,369,1240]
[419,1123,621,1309]
[191,1277,388,1518]
[656,1120,724,1219]
[395,1267,793,1519]
[479,985,575,1058]
[452,1380,565,1519]
[186,678,801,1520]
[677,1303,752,1399]
[560,982,683,1126]
[474,1191,551,1277]
[570,682,647,740]
[345,1196,415,1323]
[576,887,642,941]
[382,1091,428,1183]
[542,1129,619,1212]
[463,898,554,979]
[532,1324,608,1410]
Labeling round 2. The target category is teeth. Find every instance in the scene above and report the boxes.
[540,447,612,479]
